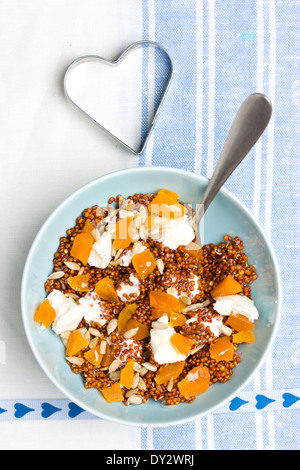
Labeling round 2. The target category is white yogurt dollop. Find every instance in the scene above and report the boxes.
[48,289,108,335]
[117,273,140,302]
[150,214,194,250]
[88,231,112,269]
[150,315,187,364]
[213,294,259,322]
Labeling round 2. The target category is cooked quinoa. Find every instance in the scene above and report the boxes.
[35,190,258,407]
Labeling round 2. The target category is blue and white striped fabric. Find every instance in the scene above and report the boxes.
[0,0,299,451]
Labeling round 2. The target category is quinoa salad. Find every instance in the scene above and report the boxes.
[34,189,259,407]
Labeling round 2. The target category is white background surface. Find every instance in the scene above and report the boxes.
[0,0,146,449]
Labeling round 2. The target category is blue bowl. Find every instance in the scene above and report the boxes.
[21,166,281,427]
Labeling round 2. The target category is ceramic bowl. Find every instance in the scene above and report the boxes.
[21,166,281,427]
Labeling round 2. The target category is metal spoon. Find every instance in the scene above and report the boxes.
[194,93,272,245]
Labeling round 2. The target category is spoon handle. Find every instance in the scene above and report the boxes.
[197,93,272,219]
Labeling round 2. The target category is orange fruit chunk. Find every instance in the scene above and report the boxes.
[149,291,184,312]
[170,333,195,356]
[67,274,90,292]
[151,309,167,320]
[183,242,203,261]
[178,365,210,399]
[95,277,119,302]
[114,217,133,250]
[84,345,103,367]
[101,344,113,367]
[66,330,89,357]
[155,361,185,385]
[34,298,56,328]
[101,382,124,403]
[82,220,95,234]
[70,232,94,265]
[210,274,242,298]
[232,330,255,344]
[132,249,156,280]
[117,303,137,333]
[169,312,187,327]
[210,336,234,362]
[123,319,149,340]
[120,359,135,389]
[148,189,186,220]
[225,313,254,331]
[149,189,179,207]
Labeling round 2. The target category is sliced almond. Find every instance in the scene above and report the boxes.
[151,321,168,330]
[125,388,139,398]
[138,376,147,391]
[89,327,102,337]
[109,370,121,381]
[66,357,84,366]
[100,340,107,354]
[167,377,174,392]
[48,271,65,280]
[107,318,117,335]
[64,261,80,271]
[182,300,210,313]
[108,359,121,374]
[156,258,164,275]
[64,293,79,300]
[123,327,139,339]
[131,372,140,389]
[180,295,192,306]
[190,344,204,355]
[89,337,99,348]
[217,324,232,336]
[142,362,157,372]
[127,394,143,405]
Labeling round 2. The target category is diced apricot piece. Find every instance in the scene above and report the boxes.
[210,274,242,298]
[151,309,167,320]
[34,298,56,328]
[84,345,103,367]
[233,330,255,344]
[101,382,124,403]
[101,344,113,367]
[114,217,133,250]
[95,277,119,302]
[149,189,179,207]
[120,359,135,389]
[155,361,185,385]
[170,333,195,356]
[82,219,95,234]
[169,312,187,327]
[70,232,94,265]
[123,319,149,340]
[149,291,184,312]
[225,313,254,331]
[67,274,90,292]
[178,365,210,399]
[117,303,137,333]
[183,242,203,261]
[210,336,234,362]
[132,249,156,280]
[66,330,89,357]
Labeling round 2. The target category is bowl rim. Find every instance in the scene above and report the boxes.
[21,165,282,427]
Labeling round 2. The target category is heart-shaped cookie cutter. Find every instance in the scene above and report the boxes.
[63,40,173,155]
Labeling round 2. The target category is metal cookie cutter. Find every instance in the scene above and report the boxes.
[63,40,173,155]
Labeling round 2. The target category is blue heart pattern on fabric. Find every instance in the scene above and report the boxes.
[229,397,248,411]
[68,402,84,418]
[282,393,300,408]
[14,403,34,419]
[41,402,62,418]
[255,394,275,410]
